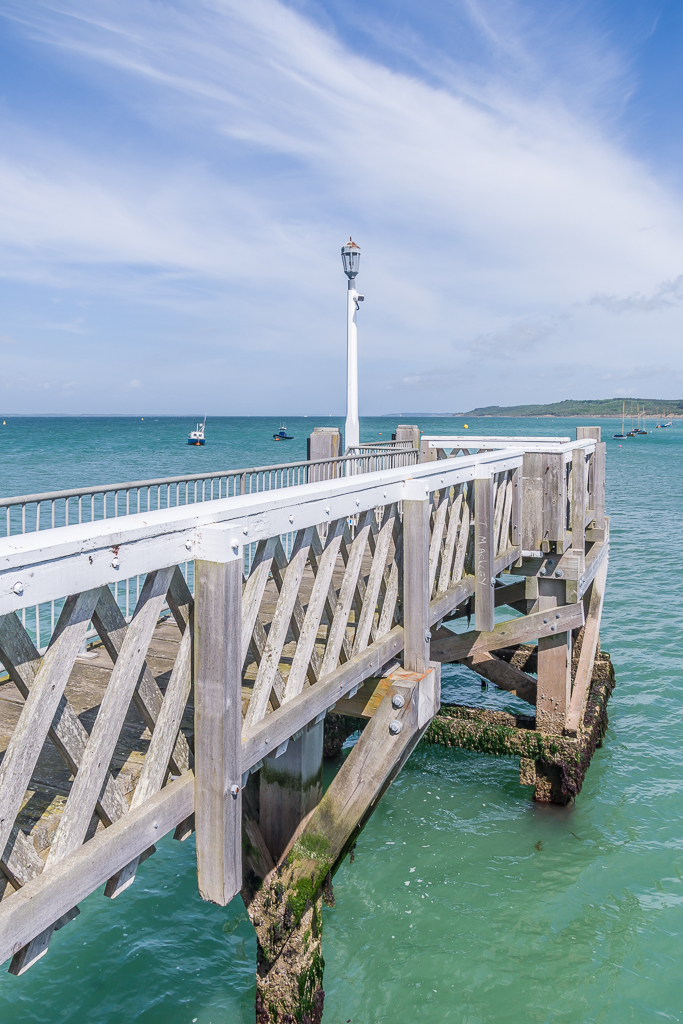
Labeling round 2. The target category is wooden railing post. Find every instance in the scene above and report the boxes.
[593,442,606,532]
[571,447,587,571]
[474,475,495,632]
[536,578,571,734]
[194,557,243,906]
[403,498,431,672]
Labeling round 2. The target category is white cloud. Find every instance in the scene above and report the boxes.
[0,0,682,411]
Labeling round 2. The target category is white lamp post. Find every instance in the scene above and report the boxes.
[341,237,364,451]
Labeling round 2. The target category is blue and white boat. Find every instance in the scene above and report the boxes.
[187,417,206,445]
[273,422,294,440]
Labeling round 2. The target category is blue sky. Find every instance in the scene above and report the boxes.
[1,0,682,414]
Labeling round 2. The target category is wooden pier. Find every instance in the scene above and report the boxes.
[0,425,611,1021]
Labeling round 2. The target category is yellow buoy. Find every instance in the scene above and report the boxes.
[464,424,468,429]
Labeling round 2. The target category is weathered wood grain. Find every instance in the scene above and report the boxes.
[403,500,430,673]
[194,559,242,906]
[430,601,584,663]
[475,477,495,632]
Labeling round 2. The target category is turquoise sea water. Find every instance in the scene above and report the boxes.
[0,415,682,1023]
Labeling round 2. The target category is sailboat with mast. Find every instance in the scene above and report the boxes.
[635,403,647,434]
[626,401,636,436]
[614,401,627,439]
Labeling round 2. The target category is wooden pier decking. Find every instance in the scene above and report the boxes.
[0,425,612,1023]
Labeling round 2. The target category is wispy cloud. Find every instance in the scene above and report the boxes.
[589,275,683,314]
[469,320,555,358]
[0,0,681,411]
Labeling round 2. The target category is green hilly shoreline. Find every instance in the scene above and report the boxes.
[454,398,683,418]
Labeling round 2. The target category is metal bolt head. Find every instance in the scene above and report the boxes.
[111,557,120,569]
[542,618,548,624]
[550,625,556,631]
[392,694,405,709]
[539,568,547,576]
[389,720,402,735]
[289,515,294,524]
[12,581,23,596]
[185,540,192,551]
[243,526,248,535]
[555,568,563,578]
[425,630,432,643]
[230,784,240,798]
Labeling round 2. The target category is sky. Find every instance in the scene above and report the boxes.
[1,0,683,415]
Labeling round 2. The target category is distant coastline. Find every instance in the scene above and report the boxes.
[384,398,683,419]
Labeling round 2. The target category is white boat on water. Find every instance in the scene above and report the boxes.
[188,416,206,445]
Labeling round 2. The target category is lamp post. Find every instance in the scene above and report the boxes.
[341,237,364,451]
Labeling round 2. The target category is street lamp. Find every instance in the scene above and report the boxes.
[341,237,364,451]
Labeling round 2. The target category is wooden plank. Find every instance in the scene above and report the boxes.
[309,526,352,662]
[535,579,570,736]
[428,491,450,597]
[511,466,521,548]
[284,519,345,700]
[104,618,194,898]
[565,559,608,735]
[428,576,475,627]
[577,530,609,599]
[93,584,191,776]
[593,442,606,531]
[319,509,374,677]
[474,476,495,632]
[353,504,396,656]
[241,537,278,664]
[437,488,463,594]
[2,828,43,890]
[491,472,507,556]
[571,448,587,568]
[0,612,129,827]
[375,518,402,638]
[249,615,286,706]
[542,452,564,546]
[244,528,314,728]
[403,499,430,673]
[493,545,522,576]
[335,675,394,718]
[272,536,321,684]
[429,601,584,663]
[194,558,242,906]
[0,773,194,968]
[240,625,405,771]
[46,568,175,868]
[462,651,537,706]
[451,488,471,585]
[497,475,513,555]
[0,589,101,864]
[8,572,178,965]
[166,565,193,632]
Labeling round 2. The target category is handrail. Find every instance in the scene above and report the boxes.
[0,447,419,538]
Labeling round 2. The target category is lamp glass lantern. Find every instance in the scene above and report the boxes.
[341,238,361,279]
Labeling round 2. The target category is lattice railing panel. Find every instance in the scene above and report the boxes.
[0,565,194,972]
[239,507,401,732]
